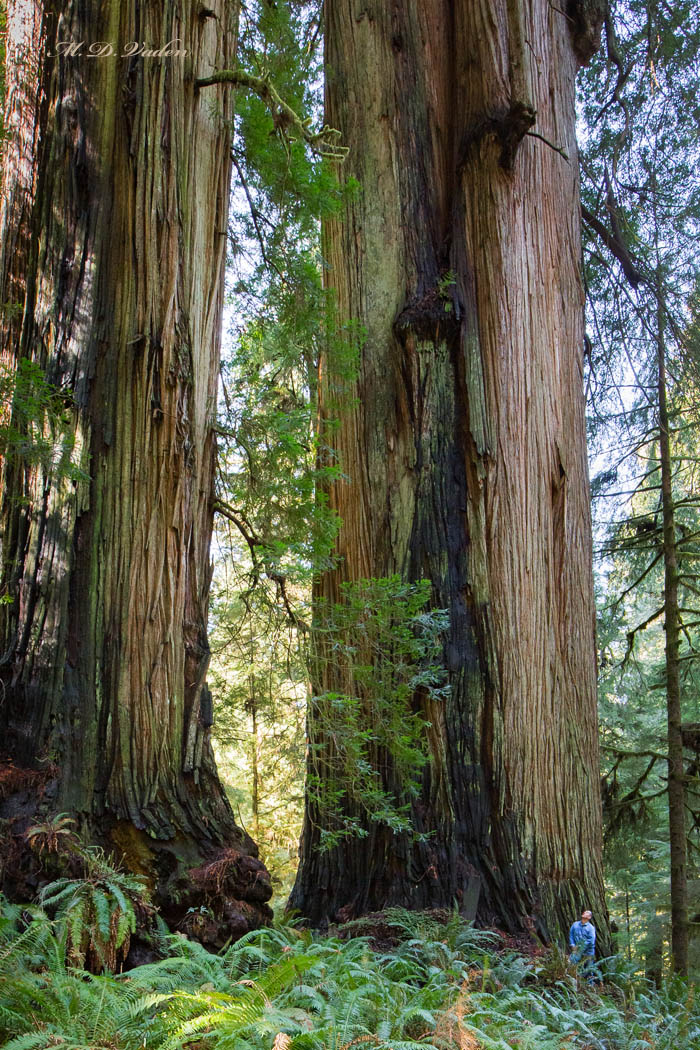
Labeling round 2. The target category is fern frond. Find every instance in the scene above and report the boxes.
[93,889,112,940]
[2,1033,56,1050]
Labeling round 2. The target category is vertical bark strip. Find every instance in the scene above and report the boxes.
[292,0,607,945]
[0,0,271,931]
[656,282,688,975]
[0,0,44,410]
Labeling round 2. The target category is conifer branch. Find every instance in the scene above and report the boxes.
[525,131,570,162]
[581,203,645,287]
[196,68,348,160]
[213,499,308,631]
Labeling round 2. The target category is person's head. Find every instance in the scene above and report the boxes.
[581,910,592,924]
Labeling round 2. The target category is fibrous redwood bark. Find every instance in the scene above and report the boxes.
[291,0,608,946]
[0,0,271,934]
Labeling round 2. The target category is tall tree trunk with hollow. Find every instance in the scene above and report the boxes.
[0,0,272,936]
[291,0,609,946]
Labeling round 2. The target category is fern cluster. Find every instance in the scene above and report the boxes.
[0,900,698,1050]
[36,847,152,972]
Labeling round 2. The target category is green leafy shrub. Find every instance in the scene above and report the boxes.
[0,358,89,483]
[308,577,449,849]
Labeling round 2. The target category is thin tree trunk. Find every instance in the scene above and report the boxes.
[291,0,608,946]
[645,914,664,988]
[656,276,688,975]
[0,0,271,935]
[249,638,260,844]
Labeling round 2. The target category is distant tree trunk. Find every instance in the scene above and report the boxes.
[644,914,664,988]
[248,635,260,844]
[291,0,608,946]
[0,0,271,935]
[655,275,688,975]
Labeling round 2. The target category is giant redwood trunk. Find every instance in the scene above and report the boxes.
[291,0,609,946]
[0,0,271,934]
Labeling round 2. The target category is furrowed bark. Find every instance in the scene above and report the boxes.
[656,278,688,975]
[291,0,608,948]
[0,0,271,936]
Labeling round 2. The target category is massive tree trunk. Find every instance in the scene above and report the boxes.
[291,0,608,946]
[0,0,271,935]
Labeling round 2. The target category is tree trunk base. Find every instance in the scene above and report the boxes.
[289,816,609,955]
[0,755,273,947]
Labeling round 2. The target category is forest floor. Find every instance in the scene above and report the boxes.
[1,899,697,1050]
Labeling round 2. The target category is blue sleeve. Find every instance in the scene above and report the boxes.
[568,923,577,948]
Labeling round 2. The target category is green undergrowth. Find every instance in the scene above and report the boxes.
[0,900,697,1050]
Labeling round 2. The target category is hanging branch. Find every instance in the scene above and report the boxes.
[609,549,663,611]
[525,131,569,162]
[603,755,664,823]
[593,9,632,145]
[196,68,348,160]
[601,744,668,762]
[581,203,645,287]
[620,605,665,666]
[229,149,287,284]
[213,499,308,632]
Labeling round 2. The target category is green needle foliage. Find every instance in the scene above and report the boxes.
[0,358,88,485]
[308,578,449,851]
[578,0,700,975]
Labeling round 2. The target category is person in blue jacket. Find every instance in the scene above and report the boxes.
[569,909,598,982]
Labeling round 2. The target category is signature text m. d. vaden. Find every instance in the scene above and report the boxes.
[52,40,188,58]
